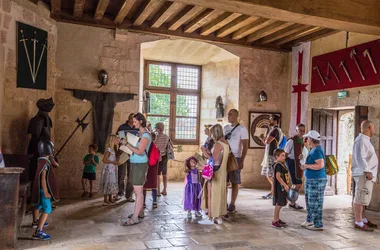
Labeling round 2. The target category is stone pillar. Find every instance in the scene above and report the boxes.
[0,168,24,249]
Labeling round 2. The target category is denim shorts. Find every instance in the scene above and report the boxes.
[35,189,52,214]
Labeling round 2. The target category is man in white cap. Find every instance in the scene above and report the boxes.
[352,120,378,231]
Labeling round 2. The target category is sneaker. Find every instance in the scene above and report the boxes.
[32,230,51,240]
[31,221,49,229]
[365,221,378,228]
[272,221,284,228]
[262,193,272,199]
[227,204,236,213]
[125,197,135,202]
[278,219,287,225]
[214,218,223,225]
[114,195,122,201]
[187,211,192,220]
[195,211,202,218]
[153,202,158,209]
[306,225,323,231]
[355,223,374,231]
[289,203,303,210]
[301,221,313,228]
[198,219,214,225]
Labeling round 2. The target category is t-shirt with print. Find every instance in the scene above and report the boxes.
[130,132,152,164]
[268,127,280,156]
[305,145,327,179]
[83,154,100,173]
[224,124,249,158]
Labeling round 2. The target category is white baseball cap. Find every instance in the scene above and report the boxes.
[303,130,321,140]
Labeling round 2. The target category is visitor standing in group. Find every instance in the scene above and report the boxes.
[260,115,282,199]
[116,113,139,202]
[300,130,327,231]
[123,113,151,226]
[154,122,171,196]
[284,123,306,210]
[352,120,378,231]
[224,109,248,213]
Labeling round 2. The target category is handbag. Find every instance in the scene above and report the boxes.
[202,157,214,180]
[325,155,339,175]
[227,151,240,172]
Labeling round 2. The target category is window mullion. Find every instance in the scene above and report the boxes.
[170,64,177,140]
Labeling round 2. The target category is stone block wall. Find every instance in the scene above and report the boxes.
[0,0,57,153]
[309,31,380,210]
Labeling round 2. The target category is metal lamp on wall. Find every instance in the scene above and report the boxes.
[258,90,268,102]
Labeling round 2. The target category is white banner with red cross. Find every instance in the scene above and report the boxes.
[289,42,311,136]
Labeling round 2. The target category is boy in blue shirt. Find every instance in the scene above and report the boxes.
[81,144,100,198]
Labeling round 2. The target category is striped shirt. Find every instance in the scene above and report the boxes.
[155,133,170,156]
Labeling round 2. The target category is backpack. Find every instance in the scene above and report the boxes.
[275,128,287,149]
[325,155,339,175]
[146,142,160,167]
[141,132,160,167]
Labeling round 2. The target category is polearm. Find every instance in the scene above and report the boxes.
[56,108,92,156]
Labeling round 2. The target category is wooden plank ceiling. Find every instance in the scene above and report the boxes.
[39,0,345,51]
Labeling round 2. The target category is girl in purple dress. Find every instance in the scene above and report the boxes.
[184,156,203,219]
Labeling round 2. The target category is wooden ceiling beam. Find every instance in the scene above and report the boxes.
[168,5,205,31]
[200,12,241,36]
[95,0,110,20]
[259,24,306,44]
[232,18,276,40]
[167,0,380,35]
[73,0,86,18]
[127,23,289,52]
[216,15,258,38]
[115,0,137,24]
[275,26,323,45]
[283,29,338,48]
[151,2,186,28]
[184,9,224,33]
[51,0,61,15]
[246,21,293,42]
[133,0,166,26]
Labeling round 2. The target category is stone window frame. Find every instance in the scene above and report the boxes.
[144,60,202,145]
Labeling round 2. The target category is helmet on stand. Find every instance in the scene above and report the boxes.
[287,187,299,203]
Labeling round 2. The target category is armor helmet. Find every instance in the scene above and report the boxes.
[38,140,54,157]
[287,187,299,203]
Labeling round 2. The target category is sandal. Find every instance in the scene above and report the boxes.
[161,191,167,196]
[123,217,140,226]
[128,213,144,219]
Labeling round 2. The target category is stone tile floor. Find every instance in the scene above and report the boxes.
[16,182,380,250]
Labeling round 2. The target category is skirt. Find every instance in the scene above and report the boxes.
[99,164,118,195]
[144,163,158,189]
[261,155,275,177]
[130,162,149,186]
[184,183,202,211]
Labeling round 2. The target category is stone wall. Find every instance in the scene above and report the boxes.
[0,0,57,153]
[309,31,380,210]
[201,58,240,143]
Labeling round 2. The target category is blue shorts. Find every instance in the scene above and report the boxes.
[35,189,52,214]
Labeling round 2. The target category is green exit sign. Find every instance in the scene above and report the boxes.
[338,91,348,98]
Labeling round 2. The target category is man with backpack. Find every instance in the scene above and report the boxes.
[260,115,283,199]
[154,122,172,196]
[284,123,306,209]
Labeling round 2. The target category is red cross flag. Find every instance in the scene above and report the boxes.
[289,42,310,136]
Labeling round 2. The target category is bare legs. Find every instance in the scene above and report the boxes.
[162,175,168,194]
[354,202,364,223]
[230,183,239,206]
[274,206,282,222]
[132,186,144,219]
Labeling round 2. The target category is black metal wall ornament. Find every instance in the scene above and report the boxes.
[17,22,48,90]
[97,69,108,88]
[215,96,224,120]
[258,90,268,102]
[55,109,92,156]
